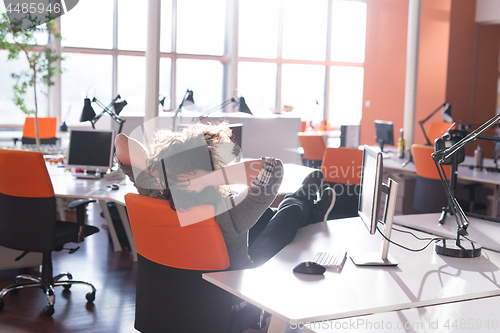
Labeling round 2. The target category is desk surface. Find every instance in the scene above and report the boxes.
[394,213,500,253]
[47,163,135,205]
[309,295,500,333]
[203,217,500,331]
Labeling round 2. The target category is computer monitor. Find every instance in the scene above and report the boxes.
[66,129,116,178]
[350,145,399,266]
[374,120,394,152]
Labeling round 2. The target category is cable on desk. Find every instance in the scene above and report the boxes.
[378,220,441,241]
[376,224,444,252]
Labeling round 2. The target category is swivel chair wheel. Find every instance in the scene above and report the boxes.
[10,288,20,295]
[63,284,71,291]
[43,305,55,317]
[86,291,95,303]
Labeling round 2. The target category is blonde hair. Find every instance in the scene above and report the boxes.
[147,122,236,211]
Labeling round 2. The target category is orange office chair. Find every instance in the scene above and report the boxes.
[411,144,451,213]
[321,147,363,219]
[297,132,327,169]
[21,117,58,145]
[425,122,455,145]
[0,149,99,316]
[125,193,263,333]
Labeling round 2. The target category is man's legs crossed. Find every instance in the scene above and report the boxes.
[248,170,323,266]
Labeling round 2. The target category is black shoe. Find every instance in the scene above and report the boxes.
[312,186,336,223]
[296,170,324,198]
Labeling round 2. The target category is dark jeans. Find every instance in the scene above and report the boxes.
[247,190,315,267]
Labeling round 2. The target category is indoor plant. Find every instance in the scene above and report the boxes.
[0,13,63,149]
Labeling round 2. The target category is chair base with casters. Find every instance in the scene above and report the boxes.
[0,195,99,317]
[0,250,97,316]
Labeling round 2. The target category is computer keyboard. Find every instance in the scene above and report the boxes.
[314,251,347,271]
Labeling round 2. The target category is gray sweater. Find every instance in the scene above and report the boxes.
[120,160,284,269]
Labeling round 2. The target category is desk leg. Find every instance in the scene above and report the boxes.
[493,185,499,218]
[99,200,122,252]
[115,203,137,262]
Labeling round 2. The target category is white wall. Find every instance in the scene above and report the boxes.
[476,0,500,24]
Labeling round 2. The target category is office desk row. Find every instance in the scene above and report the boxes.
[203,216,500,333]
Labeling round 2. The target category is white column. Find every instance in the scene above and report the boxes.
[144,0,162,123]
[403,0,421,150]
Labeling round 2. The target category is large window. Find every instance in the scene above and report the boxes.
[0,0,367,127]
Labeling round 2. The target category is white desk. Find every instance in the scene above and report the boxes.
[309,295,500,333]
[394,213,500,253]
[47,163,139,261]
[203,217,500,333]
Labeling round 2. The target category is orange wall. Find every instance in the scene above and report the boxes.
[469,24,500,157]
[360,0,492,151]
[414,0,451,146]
[361,0,408,146]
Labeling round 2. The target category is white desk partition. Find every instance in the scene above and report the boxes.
[203,217,500,333]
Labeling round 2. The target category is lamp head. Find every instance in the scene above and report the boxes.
[113,100,128,115]
[80,98,96,122]
[441,103,453,123]
[180,89,196,110]
[237,97,253,115]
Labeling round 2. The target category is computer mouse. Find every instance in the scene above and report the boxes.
[110,184,120,190]
[293,261,326,275]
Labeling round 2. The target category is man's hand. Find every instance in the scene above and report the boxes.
[114,133,148,171]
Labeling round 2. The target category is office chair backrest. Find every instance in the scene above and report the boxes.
[125,193,229,271]
[297,133,327,161]
[321,147,363,185]
[0,149,57,252]
[426,122,455,145]
[22,117,57,139]
[319,147,362,219]
[411,144,451,213]
[412,144,451,180]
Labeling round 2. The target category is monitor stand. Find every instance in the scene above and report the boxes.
[350,178,399,266]
[73,169,104,179]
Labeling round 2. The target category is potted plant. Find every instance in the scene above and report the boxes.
[0,13,63,150]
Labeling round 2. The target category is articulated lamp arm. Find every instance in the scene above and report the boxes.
[432,111,500,241]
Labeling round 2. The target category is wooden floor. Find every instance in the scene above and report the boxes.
[0,203,269,333]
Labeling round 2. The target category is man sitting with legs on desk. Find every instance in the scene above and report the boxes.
[115,123,335,269]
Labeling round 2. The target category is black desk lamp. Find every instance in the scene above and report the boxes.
[419,103,453,146]
[172,89,195,131]
[430,111,500,258]
[196,96,253,123]
[80,95,127,134]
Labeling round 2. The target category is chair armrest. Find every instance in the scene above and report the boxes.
[68,199,96,242]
